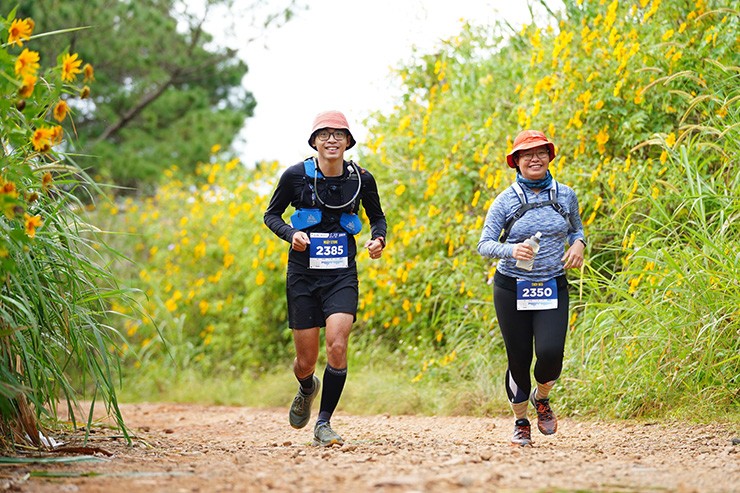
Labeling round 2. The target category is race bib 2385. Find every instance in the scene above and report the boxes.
[309,232,349,269]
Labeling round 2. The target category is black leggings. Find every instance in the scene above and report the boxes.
[493,272,569,404]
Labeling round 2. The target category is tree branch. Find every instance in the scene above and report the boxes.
[94,73,177,143]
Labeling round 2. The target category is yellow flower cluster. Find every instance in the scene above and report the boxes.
[105,154,289,354]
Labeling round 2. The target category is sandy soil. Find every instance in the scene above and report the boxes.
[1,402,738,492]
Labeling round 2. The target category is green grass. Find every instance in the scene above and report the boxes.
[118,345,511,418]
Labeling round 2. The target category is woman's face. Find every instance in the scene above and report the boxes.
[516,144,551,181]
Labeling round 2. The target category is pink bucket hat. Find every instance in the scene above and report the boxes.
[506,130,556,168]
[308,110,356,150]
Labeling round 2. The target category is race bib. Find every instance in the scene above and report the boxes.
[309,232,349,269]
[516,278,558,311]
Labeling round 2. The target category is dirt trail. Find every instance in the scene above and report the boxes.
[2,402,738,492]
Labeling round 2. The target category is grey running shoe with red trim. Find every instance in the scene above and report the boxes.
[289,375,320,429]
[511,418,532,446]
[530,390,558,435]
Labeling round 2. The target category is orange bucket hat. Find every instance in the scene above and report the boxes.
[308,110,356,150]
[506,130,556,168]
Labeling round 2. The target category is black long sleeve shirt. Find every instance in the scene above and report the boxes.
[264,159,387,275]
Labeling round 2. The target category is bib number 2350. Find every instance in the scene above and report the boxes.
[309,232,349,269]
[516,278,558,311]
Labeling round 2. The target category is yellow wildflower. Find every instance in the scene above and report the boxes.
[53,100,70,122]
[165,299,178,312]
[194,241,206,259]
[50,125,63,145]
[24,213,43,238]
[83,63,95,82]
[31,127,54,152]
[7,18,33,47]
[595,127,609,154]
[613,79,624,98]
[61,53,83,82]
[15,48,40,77]
[18,74,37,98]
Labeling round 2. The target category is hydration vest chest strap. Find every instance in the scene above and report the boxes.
[498,181,573,242]
[304,158,323,178]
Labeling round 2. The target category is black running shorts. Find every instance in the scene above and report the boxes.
[286,270,358,329]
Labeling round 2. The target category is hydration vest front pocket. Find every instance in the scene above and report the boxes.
[290,208,322,230]
[340,213,362,235]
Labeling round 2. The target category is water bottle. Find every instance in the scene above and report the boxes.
[516,232,542,271]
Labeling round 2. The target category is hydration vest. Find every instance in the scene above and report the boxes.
[498,181,576,242]
[290,158,363,235]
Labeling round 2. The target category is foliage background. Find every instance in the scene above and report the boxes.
[92,0,739,421]
[15,0,295,191]
[1,7,133,447]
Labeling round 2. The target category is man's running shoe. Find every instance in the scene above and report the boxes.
[530,390,558,435]
[313,422,344,447]
[288,375,320,429]
[511,418,532,446]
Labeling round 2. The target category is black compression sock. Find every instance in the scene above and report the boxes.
[298,373,315,394]
[318,364,347,423]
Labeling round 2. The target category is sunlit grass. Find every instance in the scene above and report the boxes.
[118,350,512,418]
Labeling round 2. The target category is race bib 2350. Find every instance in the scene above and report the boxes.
[516,278,558,311]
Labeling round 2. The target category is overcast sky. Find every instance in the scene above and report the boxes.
[224,1,555,167]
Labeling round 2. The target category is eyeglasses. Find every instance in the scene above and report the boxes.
[315,129,348,142]
[517,149,550,163]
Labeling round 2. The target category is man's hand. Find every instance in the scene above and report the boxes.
[291,231,311,252]
[365,237,384,260]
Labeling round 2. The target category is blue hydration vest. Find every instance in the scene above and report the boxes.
[290,158,363,235]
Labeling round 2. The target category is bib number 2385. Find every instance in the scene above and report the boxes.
[309,232,349,269]
[516,278,558,311]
